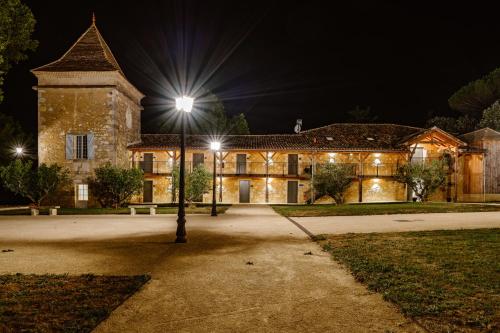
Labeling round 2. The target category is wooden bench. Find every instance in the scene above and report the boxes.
[128,204,158,215]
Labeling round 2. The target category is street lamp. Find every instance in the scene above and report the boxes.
[175,96,194,243]
[15,147,24,157]
[210,141,221,216]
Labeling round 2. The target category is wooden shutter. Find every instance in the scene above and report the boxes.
[65,134,74,160]
[87,133,95,160]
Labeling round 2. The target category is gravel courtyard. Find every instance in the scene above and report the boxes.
[3,206,493,332]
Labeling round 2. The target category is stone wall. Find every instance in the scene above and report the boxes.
[35,72,143,207]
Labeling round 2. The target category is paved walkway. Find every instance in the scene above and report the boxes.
[292,211,500,235]
[0,206,423,332]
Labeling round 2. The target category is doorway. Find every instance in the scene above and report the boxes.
[193,153,204,170]
[288,154,298,175]
[287,181,298,203]
[143,153,153,173]
[236,154,247,174]
[143,180,153,203]
[239,180,250,203]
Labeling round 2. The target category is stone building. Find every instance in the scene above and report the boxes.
[33,20,500,207]
[32,19,144,207]
[129,124,489,205]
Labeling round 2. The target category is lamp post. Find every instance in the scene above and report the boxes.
[175,96,193,243]
[210,141,221,216]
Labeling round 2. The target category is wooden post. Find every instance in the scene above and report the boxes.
[311,153,316,204]
[265,151,269,203]
[358,153,363,203]
[171,150,178,204]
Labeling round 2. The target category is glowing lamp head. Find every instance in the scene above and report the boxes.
[175,96,194,112]
[210,141,221,151]
[374,158,381,165]
[15,147,23,155]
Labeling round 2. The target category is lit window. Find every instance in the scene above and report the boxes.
[76,135,88,159]
[326,137,333,141]
[78,184,88,201]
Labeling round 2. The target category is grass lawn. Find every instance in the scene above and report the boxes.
[272,202,500,217]
[318,229,500,332]
[0,205,230,215]
[0,274,149,332]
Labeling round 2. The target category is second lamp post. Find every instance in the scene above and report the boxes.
[210,141,221,216]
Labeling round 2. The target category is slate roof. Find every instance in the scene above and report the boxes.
[129,124,428,151]
[302,123,424,149]
[461,127,500,143]
[32,22,124,75]
[129,134,315,151]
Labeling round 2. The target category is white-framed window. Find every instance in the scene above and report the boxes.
[66,133,94,160]
[76,135,88,159]
[77,184,89,201]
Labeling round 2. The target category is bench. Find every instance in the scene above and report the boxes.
[128,204,158,216]
[48,206,61,216]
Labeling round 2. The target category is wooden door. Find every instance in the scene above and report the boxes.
[193,153,204,170]
[237,154,247,174]
[143,153,153,173]
[143,180,153,203]
[287,181,298,203]
[288,154,298,175]
[239,180,250,203]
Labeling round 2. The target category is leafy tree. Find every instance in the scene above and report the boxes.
[314,163,355,204]
[479,100,500,131]
[0,160,70,207]
[0,0,38,103]
[449,68,500,117]
[171,164,212,204]
[186,165,211,203]
[425,115,477,134]
[160,94,250,135]
[394,160,447,202]
[88,163,144,208]
[347,105,378,123]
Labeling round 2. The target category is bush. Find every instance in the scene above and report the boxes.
[88,163,144,208]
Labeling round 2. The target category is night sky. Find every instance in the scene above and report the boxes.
[2,1,500,134]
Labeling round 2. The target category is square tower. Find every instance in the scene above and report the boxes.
[32,20,144,207]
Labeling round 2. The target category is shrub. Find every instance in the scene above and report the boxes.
[0,160,70,207]
[88,163,144,208]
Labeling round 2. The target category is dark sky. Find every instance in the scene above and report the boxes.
[2,1,500,134]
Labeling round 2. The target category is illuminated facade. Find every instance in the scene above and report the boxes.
[33,21,499,207]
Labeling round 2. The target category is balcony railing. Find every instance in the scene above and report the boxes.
[131,160,406,177]
[131,161,311,176]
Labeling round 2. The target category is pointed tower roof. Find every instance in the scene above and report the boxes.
[33,17,125,76]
